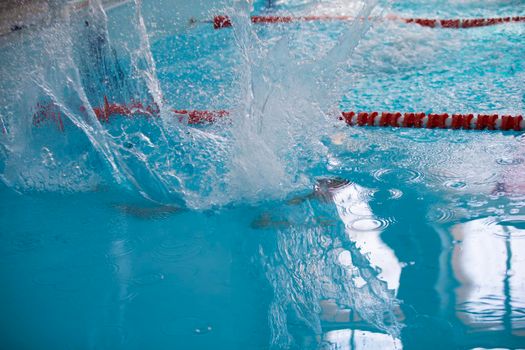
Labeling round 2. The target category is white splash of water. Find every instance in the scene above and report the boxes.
[0,0,379,209]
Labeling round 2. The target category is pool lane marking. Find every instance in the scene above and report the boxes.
[211,15,525,29]
[32,98,230,128]
[339,112,523,131]
[31,100,524,132]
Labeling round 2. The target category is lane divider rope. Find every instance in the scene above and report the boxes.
[30,98,523,132]
[32,97,229,130]
[339,111,523,131]
[212,14,525,29]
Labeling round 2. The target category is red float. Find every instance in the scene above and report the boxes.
[32,99,523,132]
[212,15,525,29]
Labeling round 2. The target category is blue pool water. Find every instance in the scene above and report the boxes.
[1,0,525,349]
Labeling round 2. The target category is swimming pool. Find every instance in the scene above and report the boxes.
[0,0,525,349]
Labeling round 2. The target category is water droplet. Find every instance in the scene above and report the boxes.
[162,318,213,336]
[194,325,213,335]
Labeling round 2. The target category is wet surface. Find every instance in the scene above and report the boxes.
[1,0,525,349]
[2,167,525,349]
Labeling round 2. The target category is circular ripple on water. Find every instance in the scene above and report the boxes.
[370,188,404,203]
[356,153,383,167]
[152,236,204,263]
[372,168,422,183]
[382,148,411,165]
[105,238,139,259]
[346,203,373,216]
[496,157,524,166]
[466,172,499,187]
[446,133,472,144]
[424,167,459,184]
[443,180,467,190]
[426,207,456,224]
[349,217,393,232]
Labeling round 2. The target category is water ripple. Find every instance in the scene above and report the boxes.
[372,168,422,183]
[395,129,446,143]
[105,238,138,258]
[496,157,524,166]
[426,207,456,224]
[152,236,204,262]
[371,188,404,202]
[443,180,467,190]
[349,217,393,232]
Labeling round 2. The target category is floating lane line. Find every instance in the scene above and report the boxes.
[211,15,525,29]
[30,99,524,132]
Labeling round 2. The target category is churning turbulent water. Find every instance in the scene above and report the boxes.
[0,0,403,344]
[0,0,380,209]
[0,0,524,209]
[1,0,525,348]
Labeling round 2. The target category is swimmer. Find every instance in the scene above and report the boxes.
[286,177,352,205]
[252,177,350,229]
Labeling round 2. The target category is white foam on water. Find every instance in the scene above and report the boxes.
[0,0,380,209]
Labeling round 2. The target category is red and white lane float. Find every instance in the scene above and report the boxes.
[32,97,229,130]
[339,111,523,131]
[31,99,523,132]
[211,15,525,29]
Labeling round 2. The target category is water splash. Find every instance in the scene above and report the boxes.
[0,0,380,209]
[259,181,402,348]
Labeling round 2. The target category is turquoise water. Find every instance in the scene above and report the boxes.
[1,0,525,349]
